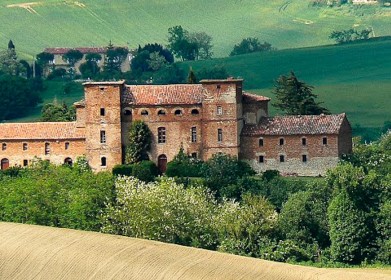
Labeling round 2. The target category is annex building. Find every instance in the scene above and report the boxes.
[0,79,352,176]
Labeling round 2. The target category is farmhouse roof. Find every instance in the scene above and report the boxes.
[243,92,270,103]
[242,113,347,136]
[124,85,206,106]
[44,46,128,55]
[0,122,86,140]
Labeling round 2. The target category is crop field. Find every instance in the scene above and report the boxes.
[0,0,391,58]
[1,222,390,280]
[183,39,391,130]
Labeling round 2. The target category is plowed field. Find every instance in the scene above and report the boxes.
[1,222,390,280]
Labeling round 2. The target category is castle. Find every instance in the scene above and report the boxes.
[0,79,352,176]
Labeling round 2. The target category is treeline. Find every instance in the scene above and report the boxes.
[0,133,390,266]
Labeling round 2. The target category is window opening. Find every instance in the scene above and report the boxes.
[191,109,199,115]
[175,109,182,116]
[191,127,197,143]
[279,155,285,162]
[158,109,166,115]
[124,109,132,116]
[302,138,307,146]
[45,143,50,155]
[158,127,166,143]
[216,106,223,115]
[218,128,223,142]
[2,143,6,151]
[23,160,28,167]
[101,157,107,166]
[259,156,264,163]
[141,110,149,116]
[302,155,307,162]
[279,138,284,145]
[323,137,328,145]
[65,142,70,150]
[259,138,264,147]
[100,131,106,144]
[100,108,105,116]
[23,143,28,151]
[191,152,197,159]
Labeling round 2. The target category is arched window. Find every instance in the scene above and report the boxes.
[141,110,149,116]
[191,109,199,115]
[174,109,182,116]
[101,157,107,167]
[64,157,73,166]
[158,109,166,116]
[124,109,132,116]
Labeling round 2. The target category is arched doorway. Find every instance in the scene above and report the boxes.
[1,158,9,170]
[158,154,167,173]
[64,157,73,166]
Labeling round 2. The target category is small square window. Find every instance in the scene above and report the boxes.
[302,155,307,162]
[259,156,264,163]
[191,152,197,159]
[259,138,264,147]
[100,108,105,116]
[23,143,28,151]
[279,155,285,162]
[302,138,307,146]
[23,160,28,167]
[279,138,284,145]
[323,137,328,145]
[217,106,223,115]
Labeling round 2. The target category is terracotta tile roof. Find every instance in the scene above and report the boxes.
[124,85,206,106]
[242,114,347,136]
[243,92,270,103]
[0,122,86,140]
[44,47,107,55]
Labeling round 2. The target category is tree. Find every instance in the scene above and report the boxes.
[125,121,152,164]
[230,37,273,56]
[195,65,229,80]
[0,40,22,75]
[272,71,329,115]
[167,26,212,61]
[36,52,54,76]
[62,49,83,67]
[79,53,102,79]
[329,28,371,44]
[189,32,213,59]
[187,67,197,83]
[0,75,42,120]
[41,102,76,122]
[102,43,128,79]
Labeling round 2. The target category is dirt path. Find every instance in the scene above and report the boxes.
[0,222,390,280]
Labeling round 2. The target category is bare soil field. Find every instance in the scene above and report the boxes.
[0,222,390,280]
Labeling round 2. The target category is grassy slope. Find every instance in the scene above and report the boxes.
[182,39,391,129]
[0,0,390,58]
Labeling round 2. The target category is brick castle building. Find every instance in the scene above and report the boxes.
[0,79,352,176]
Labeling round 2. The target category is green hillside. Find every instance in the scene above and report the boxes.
[182,39,391,131]
[1,0,391,58]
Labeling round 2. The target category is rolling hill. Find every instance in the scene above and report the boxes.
[182,39,391,130]
[0,0,391,58]
[1,222,390,280]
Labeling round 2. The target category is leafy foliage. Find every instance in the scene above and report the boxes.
[125,121,152,164]
[0,162,113,231]
[41,102,76,122]
[230,37,274,56]
[165,147,203,178]
[195,65,229,80]
[329,28,371,44]
[272,71,329,115]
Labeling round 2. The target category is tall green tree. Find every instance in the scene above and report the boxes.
[0,40,22,75]
[41,102,76,122]
[102,42,128,78]
[62,49,83,79]
[125,120,152,164]
[272,71,329,115]
[79,53,102,79]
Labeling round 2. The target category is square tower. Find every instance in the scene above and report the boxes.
[83,81,125,171]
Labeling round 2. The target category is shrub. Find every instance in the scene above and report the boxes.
[112,164,133,176]
[132,160,159,182]
[165,148,204,178]
[262,170,280,181]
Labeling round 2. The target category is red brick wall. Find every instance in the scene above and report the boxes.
[0,139,86,168]
[84,83,124,172]
[338,117,353,156]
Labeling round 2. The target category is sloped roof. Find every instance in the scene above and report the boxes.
[124,85,206,106]
[243,92,270,103]
[242,114,347,136]
[44,47,107,55]
[0,122,86,140]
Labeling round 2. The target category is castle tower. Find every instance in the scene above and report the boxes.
[200,78,244,159]
[83,81,125,171]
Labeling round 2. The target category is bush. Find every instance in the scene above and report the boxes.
[47,68,67,80]
[260,239,314,263]
[262,170,280,181]
[132,160,159,182]
[165,148,204,178]
[112,164,133,176]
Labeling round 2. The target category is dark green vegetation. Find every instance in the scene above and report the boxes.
[1,0,390,59]
[1,133,390,266]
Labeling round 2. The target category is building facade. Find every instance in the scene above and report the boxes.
[0,79,352,176]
